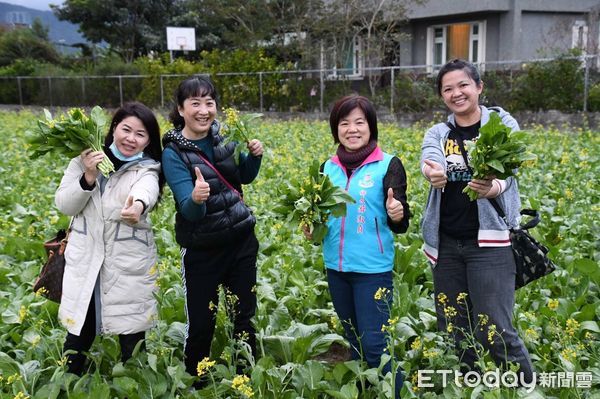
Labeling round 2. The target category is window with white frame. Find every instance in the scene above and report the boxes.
[426,21,486,72]
[323,36,363,79]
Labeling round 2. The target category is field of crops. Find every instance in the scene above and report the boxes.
[0,109,598,398]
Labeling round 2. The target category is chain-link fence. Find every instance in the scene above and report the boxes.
[0,55,598,113]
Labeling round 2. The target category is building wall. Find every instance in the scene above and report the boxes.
[400,1,599,67]
[519,12,588,58]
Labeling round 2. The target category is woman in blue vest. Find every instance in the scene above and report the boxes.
[161,75,263,384]
[317,95,410,397]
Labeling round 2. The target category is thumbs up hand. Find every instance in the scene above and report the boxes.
[121,195,143,224]
[423,159,447,189]
[385,188,404,223]
[191,167,210,204]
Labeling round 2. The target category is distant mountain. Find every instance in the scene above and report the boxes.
[0,1,87,49]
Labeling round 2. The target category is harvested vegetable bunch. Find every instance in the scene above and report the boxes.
[222,107,263,164]
[463,112,536,200]
[273,160,355,243]
[28,106,114,177]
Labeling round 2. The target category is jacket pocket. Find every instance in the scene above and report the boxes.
[110,222,153,275]
[374,217,384,254]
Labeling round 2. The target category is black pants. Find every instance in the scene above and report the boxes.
[63,292,145,375]
[181,231,258,377]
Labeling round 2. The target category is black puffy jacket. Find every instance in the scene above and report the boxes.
[162,125,255,248]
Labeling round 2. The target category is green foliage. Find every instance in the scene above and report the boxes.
[52,0,179,63]
[512,53,584,112]
[0,27,60,67]
[0,110,599,398]
[463,113,537,199]
[28,107,114,176]
[588,80,600,112]
[199,48,291,110]
[393,74,439,112]
[273,160,356,243]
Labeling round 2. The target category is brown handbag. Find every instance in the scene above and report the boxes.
[33,225,70,303]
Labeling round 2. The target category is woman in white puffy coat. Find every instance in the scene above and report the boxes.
[55,102,164,375]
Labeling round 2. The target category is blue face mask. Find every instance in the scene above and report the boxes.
[109,142,144,162]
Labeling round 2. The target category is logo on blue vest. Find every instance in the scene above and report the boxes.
[358,174,374,188]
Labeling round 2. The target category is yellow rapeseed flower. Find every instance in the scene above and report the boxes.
[443,306,457,318]
[423,348,439,359]
[437,293,448,305]
[547,299,559,310]
[13,392,29,399]
[18,305,27,323]
[196,357,216,376]
[525,328,539,340]
[411,337,422,351]
[374,287,390,300]
[478,314,489,330]
[487,324,497,344]
[566,319,580,336]
[232,374,254,398]
[561,348,577,362]
[456,292,468,303]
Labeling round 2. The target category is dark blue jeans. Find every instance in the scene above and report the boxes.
[327,269,403,397]
[433,233,533,382]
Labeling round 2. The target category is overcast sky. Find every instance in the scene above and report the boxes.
[3,0,63,11]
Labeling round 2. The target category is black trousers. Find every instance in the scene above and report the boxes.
[181,231,258,377]
[63,291,145,375]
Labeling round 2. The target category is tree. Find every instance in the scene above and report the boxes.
[0,27,60,67]
[311,0,419,96]
[51,0,179,63]
[31,18,49,41]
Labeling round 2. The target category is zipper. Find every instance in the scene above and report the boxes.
[374,217,384,253]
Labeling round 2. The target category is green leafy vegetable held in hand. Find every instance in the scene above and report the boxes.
[463,112,536,201]
[27,106,115,177]
[273,160,356,244]
[222,107,263,165]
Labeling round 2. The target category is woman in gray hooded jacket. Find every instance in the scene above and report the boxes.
[420,59,533,383]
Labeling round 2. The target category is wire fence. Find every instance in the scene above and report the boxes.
[0,55,598,113]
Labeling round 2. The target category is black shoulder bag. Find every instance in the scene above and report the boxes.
[448,122,557,289]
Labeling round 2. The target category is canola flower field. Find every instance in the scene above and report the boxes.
[0,110,598,398]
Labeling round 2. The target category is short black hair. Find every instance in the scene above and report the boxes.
[436,59,482,96]
[329,95,378,143]
[169,75,219,129]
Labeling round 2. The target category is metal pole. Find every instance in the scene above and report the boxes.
[390,68,395,114]
[583,55,590,113]
[48,76,52,106]
[160,75,164,108]
[259,72,263,112]
[119,76,123,107]
[17,77,22,106]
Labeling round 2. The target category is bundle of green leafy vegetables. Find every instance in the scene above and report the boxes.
[463,112,536,200]
[27,106,114,177]
[222,107,263,165]
[273,160,356,244]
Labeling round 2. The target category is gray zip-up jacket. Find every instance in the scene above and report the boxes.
[420,105,521,265]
